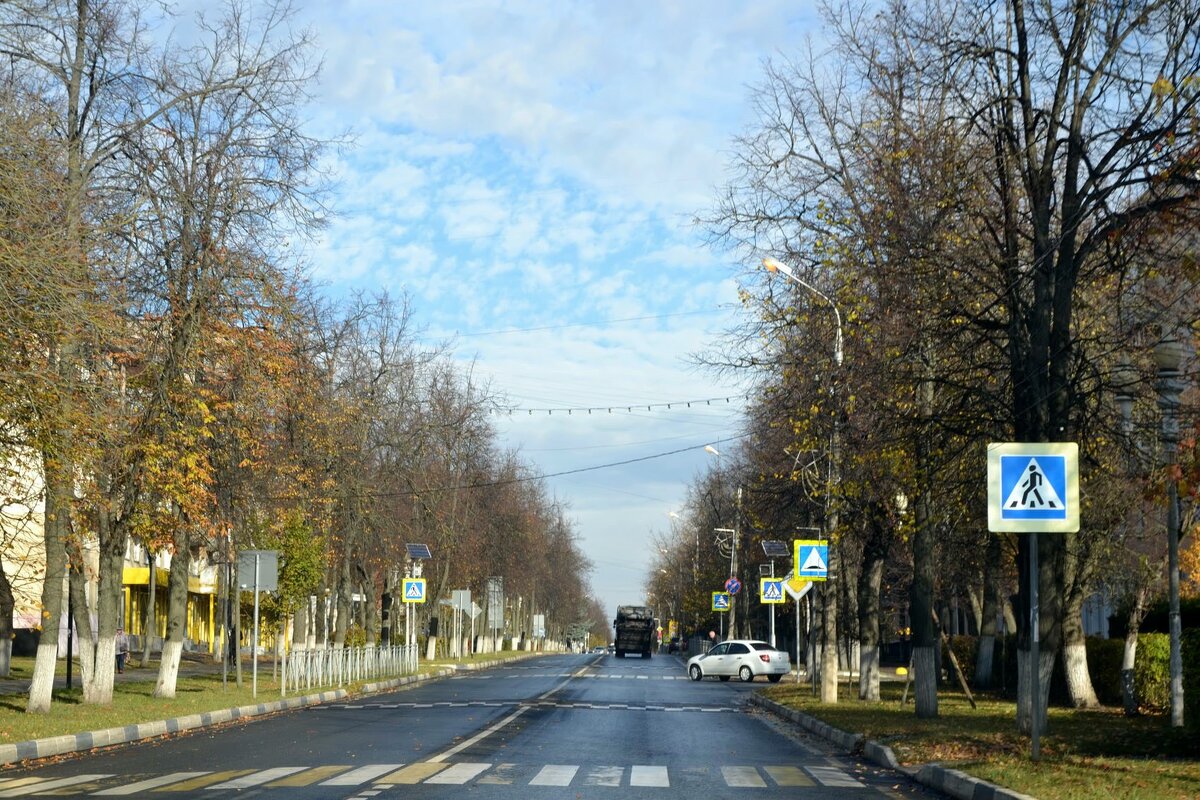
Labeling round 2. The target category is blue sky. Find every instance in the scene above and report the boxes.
[289,0,821,618]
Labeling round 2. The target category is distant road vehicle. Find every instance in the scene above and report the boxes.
[687,639,790,683]
[592,645,605,653]
[612,605,656,658]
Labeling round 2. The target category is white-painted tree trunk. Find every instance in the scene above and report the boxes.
[155,640,183,698]
[0,638,10,678]
[85,637,116,705]
[859,646,880,701]
[27,643,60,713]
[1062,641,1098,708]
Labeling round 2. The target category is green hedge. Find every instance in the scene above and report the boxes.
[944,632,1173,712]
[1183,628,1200,729]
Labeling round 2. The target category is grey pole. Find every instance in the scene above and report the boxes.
[252,552,260,699]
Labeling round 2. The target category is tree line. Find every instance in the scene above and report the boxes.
[649,0,1199,733]
[0,0,603,715]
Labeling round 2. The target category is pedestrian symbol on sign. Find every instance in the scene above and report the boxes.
[1004,459,1063,510]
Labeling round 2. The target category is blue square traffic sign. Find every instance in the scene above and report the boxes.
[987,443,1079,533]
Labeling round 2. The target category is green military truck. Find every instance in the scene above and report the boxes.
[613,605,656,658]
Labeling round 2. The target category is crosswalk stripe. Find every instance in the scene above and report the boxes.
[0,775,111,797]
[0,780,42,793]
[93,773,209,795]
[476,763,518,785]
[764,766,815,787]
[630,766,669,787]
[808,766,865,787]
[722,766,767,788]
[207,768,307,789]
[529,765,579,786]
[582,766,623,786]
[376,762,449,784]
[154,770,256,791]
[425,763,491,785]
[267,766,354,787]
[319,765,405,786]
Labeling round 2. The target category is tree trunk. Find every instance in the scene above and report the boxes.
[27,451,71,713]
[155,527,191,698]
[1060,586,1099,708]
[143,549,156,665]
[1121,583,1150,716]
[857,509,886,701]
[0,561,14,678]
[910,487,938,718]
[975,533,1002,689]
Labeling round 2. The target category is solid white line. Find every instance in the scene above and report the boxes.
[529,765,579,786]
[0,775,112,797]
[427,707,528,763]
[630,766,669,787]
[319,765,405,786]
[92,772,208,795]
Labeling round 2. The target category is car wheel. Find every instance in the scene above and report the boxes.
[739,665,754,682]
[689,664,702,681]
[718,675,730,682]
[768,674,783,683]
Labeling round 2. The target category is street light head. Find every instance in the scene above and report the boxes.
[1154,333,1185,373]
[762,256,792,278]
[704,445,721,456]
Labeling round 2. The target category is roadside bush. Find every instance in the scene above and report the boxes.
[1135,633,1170,711]
[1086,636,1124,706]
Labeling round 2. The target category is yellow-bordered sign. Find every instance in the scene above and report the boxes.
[402,578,427,604]
[760,578,785,604]
[712,591,731,612]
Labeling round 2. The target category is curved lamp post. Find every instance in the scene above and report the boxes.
[1154,333,1185,728]
[762,255,844,704]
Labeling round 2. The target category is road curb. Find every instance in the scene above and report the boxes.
[0,652,549,766]
[748,695,1037,800]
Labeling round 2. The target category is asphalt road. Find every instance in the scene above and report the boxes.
[0,653,948,798]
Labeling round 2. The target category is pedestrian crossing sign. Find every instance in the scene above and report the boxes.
[987,442,1079,533]
[402,578,427,604]
[759,578,785,604]
[794,540,828,581]
[712,592,731,612]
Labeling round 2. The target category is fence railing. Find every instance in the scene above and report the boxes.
[282,644,420,695]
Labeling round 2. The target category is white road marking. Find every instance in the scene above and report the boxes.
[424,763,491,784]
[529,765,579,786]
[808,765,865,787]
[630,766,669,787]
[722,766,767,787]
[319,765,405,786]
[582,766,624,786]
[0,775,111,797]
[206,767,307,789]
[93,772,208,795]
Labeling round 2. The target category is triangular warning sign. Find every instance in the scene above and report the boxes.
[405,582,423,599]
[801,547,827,574]
[1003,457,1063,510]
[763,582,782,601]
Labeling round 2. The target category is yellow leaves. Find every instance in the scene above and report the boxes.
[1151,76,1174,111]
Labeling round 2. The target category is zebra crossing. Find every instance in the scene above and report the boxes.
[450,671,687,680]
[0,762,867,795]
[319,699,736,712]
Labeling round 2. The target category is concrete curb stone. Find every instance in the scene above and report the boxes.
[749,694,1038,800]
[0,652,549,767]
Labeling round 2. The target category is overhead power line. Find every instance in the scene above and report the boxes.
[493,395,747,415]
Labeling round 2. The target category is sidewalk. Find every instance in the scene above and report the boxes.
[0,652,545,766]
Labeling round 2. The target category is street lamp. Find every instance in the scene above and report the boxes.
[762,255,844,704]
[1154,333,1185,728]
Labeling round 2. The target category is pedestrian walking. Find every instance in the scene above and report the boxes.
[115,627,128,673]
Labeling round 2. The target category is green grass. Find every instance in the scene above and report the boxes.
[762,682,1200,800]
[0,649,541,748]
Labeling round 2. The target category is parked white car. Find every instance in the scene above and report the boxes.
[687,639,790,683]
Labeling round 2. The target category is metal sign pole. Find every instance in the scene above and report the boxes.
[1030,536,1040,760]
[252,552,260,699]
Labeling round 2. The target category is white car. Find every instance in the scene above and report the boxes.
[687,639,790,683]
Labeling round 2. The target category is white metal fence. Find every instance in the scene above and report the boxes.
[282,644,420,694]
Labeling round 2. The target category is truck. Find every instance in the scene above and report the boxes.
[613,605,656,659]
